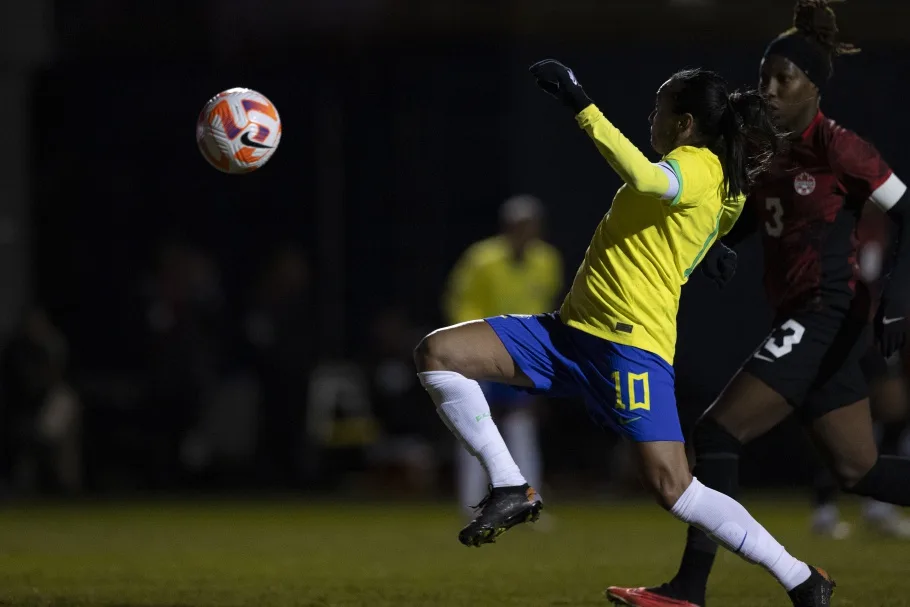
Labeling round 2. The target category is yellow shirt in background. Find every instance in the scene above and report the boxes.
[444,235,563,324]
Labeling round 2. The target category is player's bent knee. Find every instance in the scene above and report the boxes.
[414,331,448,373]
[414,327,475,375]
[837,455,879,492]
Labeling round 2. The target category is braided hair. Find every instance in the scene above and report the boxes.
[788,0,859,58]
[765,0,860,87]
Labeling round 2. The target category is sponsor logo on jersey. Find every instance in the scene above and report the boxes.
[615,322,634,334]
[794,171,816,196]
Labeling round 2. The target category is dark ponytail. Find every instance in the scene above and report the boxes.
[722,90,781,199]
[670,69,782,200]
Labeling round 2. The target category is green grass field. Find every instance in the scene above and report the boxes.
[0,497,905,606]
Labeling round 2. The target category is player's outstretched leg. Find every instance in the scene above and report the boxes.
[860,421,910,537]
[605,439,833,607]
[811,399,910,508]
[414,320,543,547]
[606,372,797,606]
[809,420,910,539]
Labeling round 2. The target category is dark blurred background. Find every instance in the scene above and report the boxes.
[3,0,909,499]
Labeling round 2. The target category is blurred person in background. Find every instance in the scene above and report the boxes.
[0,307,81,495]
[442,194,563,514]
[810,203,910,539]
[143,242,225,488]
[245,244,317,489]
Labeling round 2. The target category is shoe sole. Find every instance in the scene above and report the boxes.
[460,501,544,547]
[604,589,695,607]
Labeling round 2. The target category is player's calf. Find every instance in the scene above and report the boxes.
[842,455,910,506]
[635,441,693,510]
[813,401,910,506]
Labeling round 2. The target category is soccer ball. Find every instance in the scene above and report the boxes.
[196,88,282,174]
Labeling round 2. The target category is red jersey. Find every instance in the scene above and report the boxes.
[748,112,894,315]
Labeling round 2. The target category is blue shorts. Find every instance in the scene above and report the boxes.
[486,313,683,442]
[479,381,535,409]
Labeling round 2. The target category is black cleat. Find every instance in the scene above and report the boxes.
[788,566,835,606]
[458,484,543,547]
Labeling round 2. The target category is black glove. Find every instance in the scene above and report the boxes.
[529,59,593,114]
[875,291,908,359]
[700,242,737,288]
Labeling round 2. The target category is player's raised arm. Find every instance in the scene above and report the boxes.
[576,107,680,200]
[529,60,780,209]
[529,59,675,200]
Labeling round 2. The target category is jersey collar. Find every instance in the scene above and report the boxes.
[801,111,824,141]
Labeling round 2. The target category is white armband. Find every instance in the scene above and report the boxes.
[656,161,680,201]
[870,173,907,212]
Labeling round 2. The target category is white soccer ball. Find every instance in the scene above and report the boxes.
[196,88,282,174]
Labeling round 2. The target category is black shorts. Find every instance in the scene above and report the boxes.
[859,347,889,380]
[858,346,904,380]
[743,307,871,420]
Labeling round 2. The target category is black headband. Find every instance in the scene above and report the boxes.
[764,35,831,89]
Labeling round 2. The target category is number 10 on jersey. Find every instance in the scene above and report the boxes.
[612,371,651,411]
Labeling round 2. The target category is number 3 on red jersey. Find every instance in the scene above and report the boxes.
[765,197,784,238]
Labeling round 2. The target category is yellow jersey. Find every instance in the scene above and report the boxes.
[560,105,744,364]
[444,235,563,324]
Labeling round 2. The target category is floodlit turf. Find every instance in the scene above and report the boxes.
[0,497,906,606]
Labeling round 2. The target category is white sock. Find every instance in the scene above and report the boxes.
[419,371,526,488]
[671,478,811,591]
[863,498,896,522]
[811,503,841,527]
[456,443,489,514]
[503,408,542,491]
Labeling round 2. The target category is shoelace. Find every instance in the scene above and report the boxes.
[470,485,495,511]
